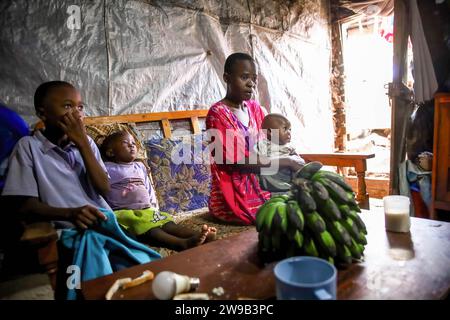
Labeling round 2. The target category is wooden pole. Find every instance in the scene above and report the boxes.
[330,0,347,153]
[389,0,411,194]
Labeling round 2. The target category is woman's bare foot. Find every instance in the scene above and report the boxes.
[206,226,217,242]
[184,224,209,249]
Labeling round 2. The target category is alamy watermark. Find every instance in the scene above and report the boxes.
[66,5,81,30]
[66,265,81,290]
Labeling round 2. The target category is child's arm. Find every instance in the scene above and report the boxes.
[5,196,107,229]
[58,110,110,196]
[222,154,303,173]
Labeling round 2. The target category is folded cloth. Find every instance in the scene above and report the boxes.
[60,208,161,300]
[399,160,432,216]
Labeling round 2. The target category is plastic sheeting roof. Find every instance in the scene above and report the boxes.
[0,0,334,152]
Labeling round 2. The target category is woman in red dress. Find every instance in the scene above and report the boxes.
[206,53,302,225]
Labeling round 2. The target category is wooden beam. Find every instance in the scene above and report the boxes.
[300,153,374,172]
[161,118,172,138]
[389,0,411,195]
[83,110,209,125]
[21,222,59,291]
[35,110,210,130]
[330,1,347,152]
[300,152,375,209]
[190,116,201,134]
[346,176,389,199]
[431,93,450,219]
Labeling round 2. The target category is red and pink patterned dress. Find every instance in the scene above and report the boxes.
[206,100,271,225]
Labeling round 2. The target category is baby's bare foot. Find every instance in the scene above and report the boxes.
[206,226,217,242]
[184,224,208,249]
[197,224,209,245]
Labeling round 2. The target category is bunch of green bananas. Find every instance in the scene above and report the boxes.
[256,162,367,267]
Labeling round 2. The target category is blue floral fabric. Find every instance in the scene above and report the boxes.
[146,134,211,215]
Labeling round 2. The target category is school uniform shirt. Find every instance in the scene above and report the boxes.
[104,161,158,210]
[2,130,111,227]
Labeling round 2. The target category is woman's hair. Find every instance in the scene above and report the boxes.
[100,130,128,161]
[34,81,75,113]
[224,52,254,74]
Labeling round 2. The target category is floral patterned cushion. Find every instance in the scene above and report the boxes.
[145,134,211,215]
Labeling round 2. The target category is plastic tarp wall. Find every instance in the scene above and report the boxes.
[0,0,333,152]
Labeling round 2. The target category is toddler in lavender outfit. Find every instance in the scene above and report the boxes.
[101,131,216,251]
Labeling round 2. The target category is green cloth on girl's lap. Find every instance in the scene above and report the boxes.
[114,208,174,236]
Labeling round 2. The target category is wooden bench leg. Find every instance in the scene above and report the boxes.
[20,222,59,292]
[356,171,370,209]
[37,240,59,291]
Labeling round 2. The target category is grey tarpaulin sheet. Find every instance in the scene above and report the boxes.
[0,0,333,151]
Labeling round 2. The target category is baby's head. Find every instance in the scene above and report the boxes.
[101,130,137,163]
[34,81,84,130]
[262,113,291,145]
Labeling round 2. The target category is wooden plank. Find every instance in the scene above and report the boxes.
[300,152,375,208]
[300,153,374,172]
[434,201,450,211]
[34,110,210,130]
[432,94,450,219]
[82,212,450,300]
[83,110,208,125]
[436,103,449,200]
[431,96,440,219]
[37,240,58,290]
[389,0,411,195]
[435,93,450,103]
[20,222,58,244]
[346,176,389,199]
[330,9,347,152]
[190,116,201,134]
[161,118,172,138]
[300,152,375,160]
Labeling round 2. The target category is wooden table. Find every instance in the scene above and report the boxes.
[82,211,450,300]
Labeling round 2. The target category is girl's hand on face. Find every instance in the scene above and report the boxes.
[58,109,88,147]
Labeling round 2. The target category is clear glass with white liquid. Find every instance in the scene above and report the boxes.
[383,195,411,233]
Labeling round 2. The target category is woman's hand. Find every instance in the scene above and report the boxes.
[58,109,88,148]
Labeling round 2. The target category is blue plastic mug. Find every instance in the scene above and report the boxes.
[274,256,337,300]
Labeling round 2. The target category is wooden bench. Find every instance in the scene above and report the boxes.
[26,109,375,292]
[300,153,375,208]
